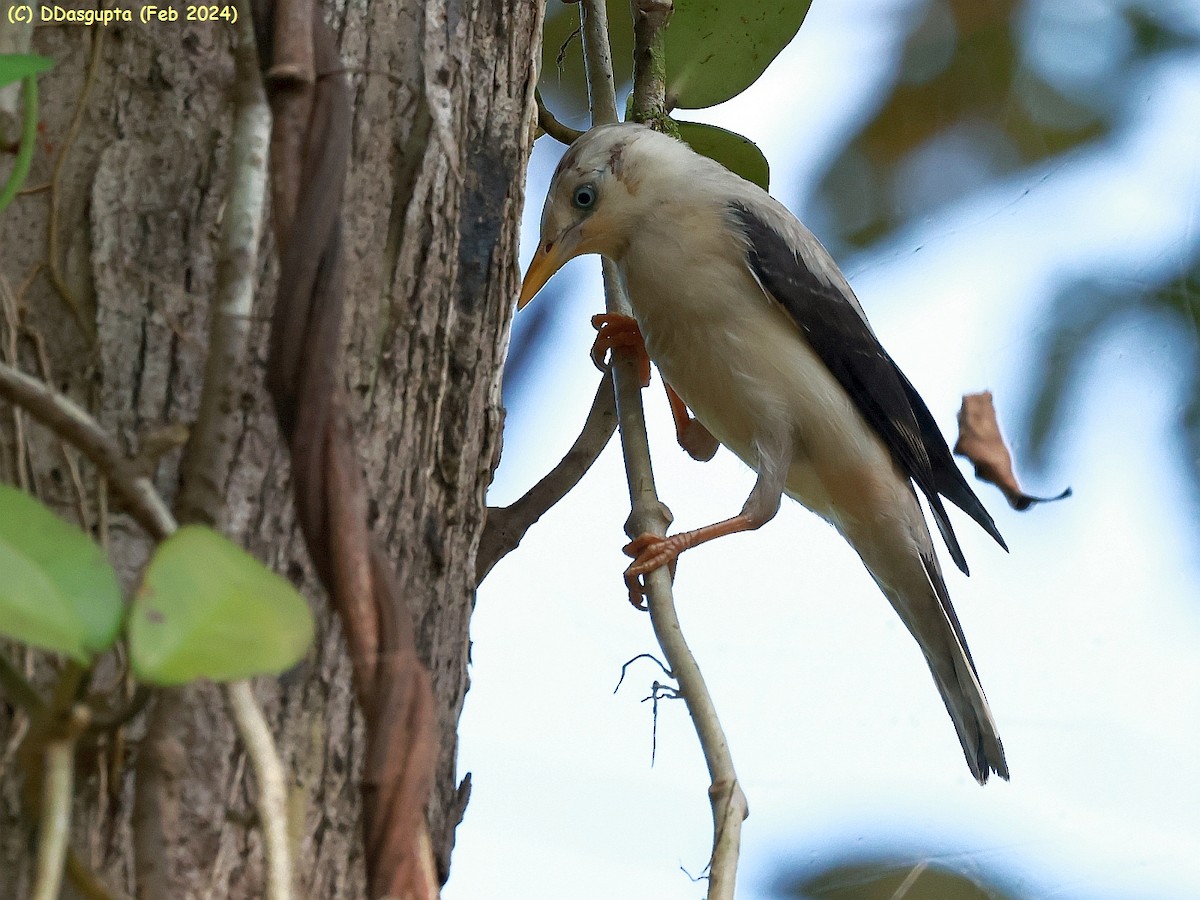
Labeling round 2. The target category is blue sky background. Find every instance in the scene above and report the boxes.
[448,1,1200,897]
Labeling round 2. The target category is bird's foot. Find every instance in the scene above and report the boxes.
[622,532,683,609]
[591,313,651,388]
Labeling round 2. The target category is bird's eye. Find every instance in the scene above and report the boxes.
[572,184,597,210]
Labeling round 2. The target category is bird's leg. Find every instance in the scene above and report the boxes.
[664,384,719,462]
[589,315,717,460]
[623,433,789,608]
[590,313,651,388]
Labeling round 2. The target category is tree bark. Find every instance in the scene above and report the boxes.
[0,2,541,896]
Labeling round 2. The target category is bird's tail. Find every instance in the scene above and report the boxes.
[831,483,1008,782]
[857,529,1008,783]
[911,552,1008,784]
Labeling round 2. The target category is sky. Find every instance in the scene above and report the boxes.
[448,1,1200,897]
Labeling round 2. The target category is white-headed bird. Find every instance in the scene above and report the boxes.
[517,123,1010,783]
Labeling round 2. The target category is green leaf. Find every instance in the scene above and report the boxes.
[675,121,770,190]
[0,54,54,90]
[0,484,123,661]
[665,0,812,110]
[129,526,314,685]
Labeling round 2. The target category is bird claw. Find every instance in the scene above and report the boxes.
[591,313,651,388]
[621,532,680,609]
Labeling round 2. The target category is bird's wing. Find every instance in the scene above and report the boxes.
[728,202,1007,573]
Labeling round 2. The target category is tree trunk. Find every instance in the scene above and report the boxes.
[0,2,541,896]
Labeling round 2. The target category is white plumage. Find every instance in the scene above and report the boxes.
[518,123,1009,783]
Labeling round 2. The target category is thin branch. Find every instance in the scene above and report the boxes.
[535,89,584,145]
[476,372,616,583]
[226,681,293,900]
[613,652,672,693]
[580,0,619,126]
[32,738,74,900]
[580,2,748,897]
[0,360,175,539]
[32,705,89,900]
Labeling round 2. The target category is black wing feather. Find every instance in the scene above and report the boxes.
[729,203,1007,573]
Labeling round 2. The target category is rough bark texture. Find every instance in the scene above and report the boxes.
[0,3,541,896]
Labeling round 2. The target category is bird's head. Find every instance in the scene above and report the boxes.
[518,123,658,309]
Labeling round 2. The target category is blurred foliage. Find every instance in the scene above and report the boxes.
[813,0,1103,249]
[812,0,1200,251]
[0,483,122,663]
[130,525,315,685]
[776,855,1025,900]
[1021,257,1200,501]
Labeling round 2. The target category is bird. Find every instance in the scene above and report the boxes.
[517,122,1010,784]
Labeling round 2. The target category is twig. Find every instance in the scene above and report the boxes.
[0,360,175,538]
[613,652,671,693]
[32,705,89,900]
[580,0,619,126]
[226,682,293,900]
[535,89,584,145]
[580,3,748,897]
[33,738,74,900]
[476,372,616,582]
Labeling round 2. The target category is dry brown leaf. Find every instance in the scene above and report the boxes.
[954,390,1071,511]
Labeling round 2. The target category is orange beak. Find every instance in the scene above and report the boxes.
[517,234,577,309]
